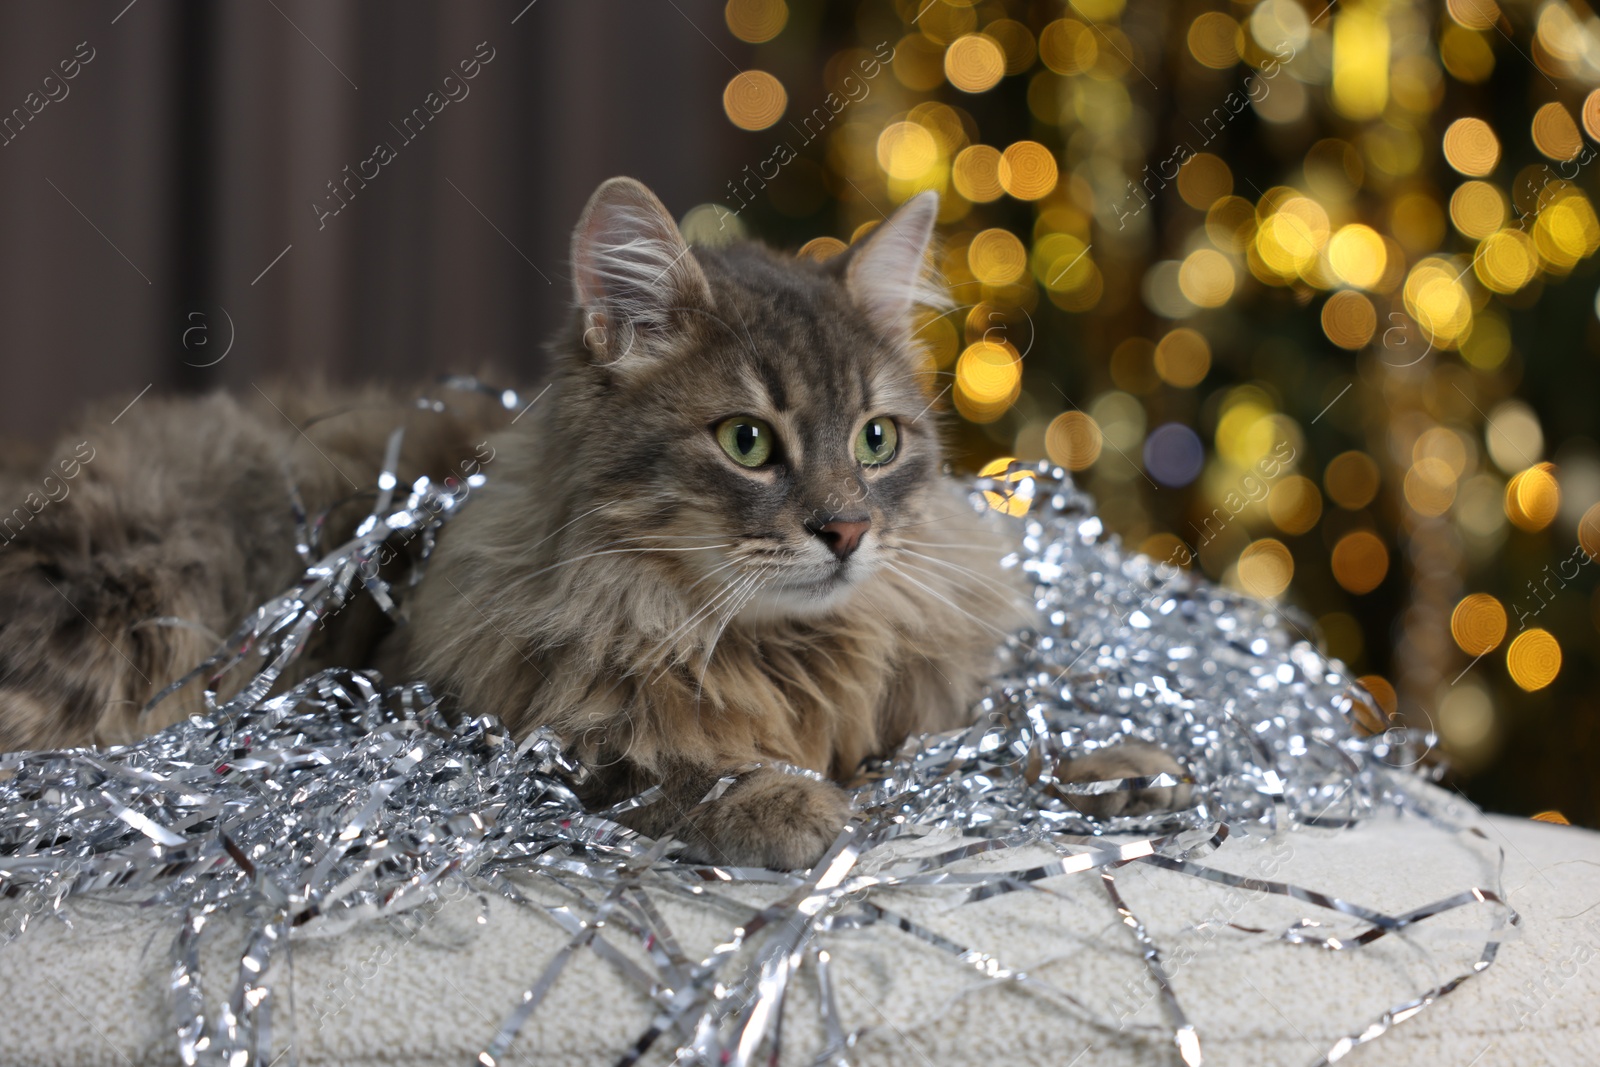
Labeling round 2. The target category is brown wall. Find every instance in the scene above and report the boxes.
[0,0,743,440]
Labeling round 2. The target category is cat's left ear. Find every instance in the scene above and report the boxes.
[571,177,713,365]
[839,191,947,326]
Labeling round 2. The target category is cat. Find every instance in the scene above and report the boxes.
[0,176,1186,868]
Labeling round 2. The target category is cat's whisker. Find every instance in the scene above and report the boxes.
[639,560,765,681]
[505,543,736,590]
[888,538,1008,553]
[891,547,1016,591]
[881,560,1026,646]
[693,565,778,698]
[879,507,987,534]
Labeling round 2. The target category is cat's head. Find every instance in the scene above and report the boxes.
[552,176,954,622]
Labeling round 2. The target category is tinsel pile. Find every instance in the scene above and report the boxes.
[0,405,1516,1066]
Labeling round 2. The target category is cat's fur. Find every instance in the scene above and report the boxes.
[0,178,1183,868]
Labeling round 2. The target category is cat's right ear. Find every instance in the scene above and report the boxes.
[571,177,712,365]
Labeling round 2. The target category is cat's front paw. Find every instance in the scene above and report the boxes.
[1052,741,1192,818]
[682,769,852,870]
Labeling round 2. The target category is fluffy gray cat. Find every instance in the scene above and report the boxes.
[0,177,1184,867]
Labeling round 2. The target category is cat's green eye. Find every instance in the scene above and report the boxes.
[715,417,775,468]
[855,417,898,466]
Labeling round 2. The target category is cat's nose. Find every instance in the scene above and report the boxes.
[808,516,871,560]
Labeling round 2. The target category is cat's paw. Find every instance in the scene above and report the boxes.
[683,769,853,870]
[1052,741,1192,818]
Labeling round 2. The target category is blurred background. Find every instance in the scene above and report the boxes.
[1,0,1596,826]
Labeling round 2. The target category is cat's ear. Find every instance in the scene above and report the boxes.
[841,191,947,324]
[571,177,712,363]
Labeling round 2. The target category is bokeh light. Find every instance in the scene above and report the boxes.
[1322,291,1377,349]
[724,0,787,44]
[1238,538,1294,599]
[1507,628,1562,691]
[1326,451,1381,510]
[1442,117,1500,176]
[951,145,1003,203]
[723,71,787,131]
[978,457,1034,517]
[1332,531,1389,594]
[968,228,1029,286]
[1143,423,1205,487]
[1045,411,1103,471]
[1153,328,1211,387]
[1505,464,1561,532]
[1451,594,1507,657]
[945,34,1006,94]
[997,140,1058,200]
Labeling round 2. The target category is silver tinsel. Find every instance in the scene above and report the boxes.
[0,400,1516,1066]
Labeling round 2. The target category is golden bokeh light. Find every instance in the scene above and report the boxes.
[1415,426,1469,478]
[983,19,1037,75]
[1326,451,1380,510]
[1404,457,1458,517]
[1403,258,1474,348]
[1267,475,1323,535]
[1580,501,1600,561]
[1357,674,1399,718]
[951,145,1003,202]
[945,33,1006,94]
[1332,530,1389,593]
[1442,118,1500,177]
[1507,628,1561,691]
[1207,195,1257,252]
[1238,538,1295,599]
[1257,196,1330,277]
[1187,12,1241,69]
[1585,89,1600,141]
[917,1,976,44]
[967,228,1028,286]
[1460,311,1511,370]
[955,340,1022,421]
[797,236,846,262]
[1110,337,1160,394]
[1177,153,1233,209]
[1321,290,1377,349]
[1532,102,1583,162]
[1533,190,1600,272]
[1451,593,1507,657]
[1505,464,1560,531]
[875,121,938,180]
[1484,401,1543,472]
[1033,232,1096,294]
[722,70,787,131]
[978,457,1035,517]
[1038,19,1097,75]
[1392,192,1447,254]
[1440,24,1495,83]
[892,33,946,91]
[1178,249,1235,308]
[1446,0,1500,30]
[1327,224,1387,289]
[1449,181,1506,240]
[724,0,787,44]
[1331,7,1389,121]
[1438,683,1496,754]
[1140,532,1191,569]
[1153,327,1211,387]
[997,140,1058,200]
[1045,411,1103,471]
